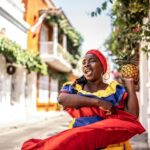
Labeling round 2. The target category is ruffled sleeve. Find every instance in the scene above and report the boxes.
[114,84,128,109]
[100,81,128,109]
[60,82,78,94]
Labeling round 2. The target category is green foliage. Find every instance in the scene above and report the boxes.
[92,0,150,60]
[0,37,48,75]
[57,45,79,68]
[45,14,83,69]
[91,0,110,16]
[104,0,150,59]
[46,15,83,48]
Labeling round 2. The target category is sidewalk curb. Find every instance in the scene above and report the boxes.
[131,133,149,150]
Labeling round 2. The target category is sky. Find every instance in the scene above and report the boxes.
[53,0,112,55]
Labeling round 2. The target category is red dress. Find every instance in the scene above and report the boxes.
[21,81,145,150]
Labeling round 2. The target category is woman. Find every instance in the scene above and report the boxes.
[22,49,145,150]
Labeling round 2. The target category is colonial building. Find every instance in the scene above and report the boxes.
[23,0,82,111]
[0,0,82,126]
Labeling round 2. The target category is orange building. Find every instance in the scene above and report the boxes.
[23,0,82,111]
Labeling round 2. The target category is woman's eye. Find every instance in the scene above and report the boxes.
[90,59,96,62]
[82,61,86,65]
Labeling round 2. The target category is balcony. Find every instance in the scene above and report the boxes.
[39,41,72,72]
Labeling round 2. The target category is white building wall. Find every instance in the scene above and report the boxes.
[0,15,28,48]
[0,0,29,48]
[25,72,37,113]
[0,55,12,122]
[0,0,38,124]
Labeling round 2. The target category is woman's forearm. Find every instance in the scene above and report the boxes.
[126,84,139,117]
[58,93,113,110]
[58,93,99,108]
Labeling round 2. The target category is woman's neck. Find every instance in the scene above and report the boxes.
[83,80,108,93]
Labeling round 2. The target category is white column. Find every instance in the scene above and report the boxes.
[25,71,37,113]
[50,78,58,103]
[139,50,149,130]
[147,55,150,146]
[0,55,11,105]
[53,24,58,56]
[62,34,67,51]
[11,66,26,106]
[0,54,12,121]
[147,3,150,146]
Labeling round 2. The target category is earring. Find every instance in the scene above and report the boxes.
[103,72,110,80]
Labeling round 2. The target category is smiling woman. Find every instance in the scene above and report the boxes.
[82,50,107,83]
[21,49,145,150]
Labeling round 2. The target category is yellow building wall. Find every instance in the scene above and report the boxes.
[24,0,53,52]
[23,0,57,111]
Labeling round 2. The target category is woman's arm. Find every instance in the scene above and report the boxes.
[58,93,113,111]
[124,78,139,117]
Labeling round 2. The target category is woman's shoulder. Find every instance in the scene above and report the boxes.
[108,80,126,92]
[95,80,125,97]
[108,80,121,88]
[62,82,82,91]
[109,80,126,89]
[70,80,123,97]
[61,81,79,94]
[63,81,74,87]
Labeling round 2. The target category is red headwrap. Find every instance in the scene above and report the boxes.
[86,49,107,73]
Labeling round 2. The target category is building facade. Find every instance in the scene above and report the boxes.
[24,0,82,111]
[0,0,82,125]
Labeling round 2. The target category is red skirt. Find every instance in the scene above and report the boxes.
[21,110,145,150]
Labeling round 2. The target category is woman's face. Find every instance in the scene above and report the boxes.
[82,54,104,82]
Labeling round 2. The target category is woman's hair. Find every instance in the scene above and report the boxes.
[72,75,87,86]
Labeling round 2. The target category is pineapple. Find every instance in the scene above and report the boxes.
[120,64,139,83]
[115,52,139,85]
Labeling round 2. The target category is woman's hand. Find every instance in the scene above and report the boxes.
[97,100,116,115]
[116,73,136,92]
[58,92,68,100]
[123,78,135,92]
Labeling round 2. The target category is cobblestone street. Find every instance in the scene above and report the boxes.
[0,112,71,150]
